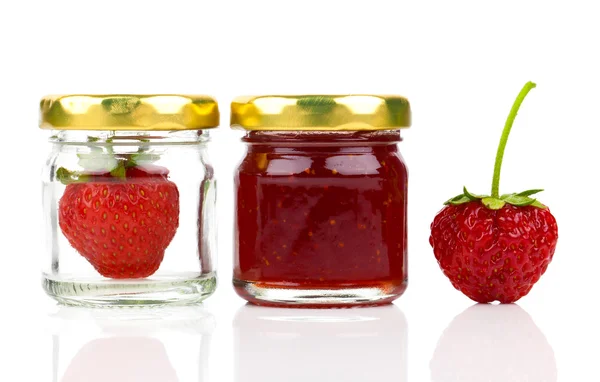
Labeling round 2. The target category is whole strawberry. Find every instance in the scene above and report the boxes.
[429,82,558,303]
[58,161,179,279]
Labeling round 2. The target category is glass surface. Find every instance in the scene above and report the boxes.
[234,131,408,307]
[42,130,217,306]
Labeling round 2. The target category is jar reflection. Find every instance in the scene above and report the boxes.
[234,304,407,382]
[49,306,215,382]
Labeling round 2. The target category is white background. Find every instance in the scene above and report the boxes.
[0,0,598,381]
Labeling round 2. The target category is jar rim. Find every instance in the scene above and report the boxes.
[47,129,208,145]
[242,130,403,145]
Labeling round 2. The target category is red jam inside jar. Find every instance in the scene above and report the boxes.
[232,94,411,307]
[234,130,408,307]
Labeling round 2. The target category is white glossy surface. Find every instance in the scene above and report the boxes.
[1,0,599,380]
[3,285,598,381]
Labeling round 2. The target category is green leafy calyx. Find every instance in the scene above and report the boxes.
[56,136,160,185]
[445,187,546,210]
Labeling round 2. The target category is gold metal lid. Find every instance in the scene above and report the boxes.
[230,94,410,131]
[40,94,219,131]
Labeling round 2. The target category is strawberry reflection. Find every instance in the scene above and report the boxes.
[62,337,177,382]
[430,304,557,382]
[51,306,215,382]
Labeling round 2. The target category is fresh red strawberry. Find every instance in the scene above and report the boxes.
[58,164,179,279]
[429,82,558,303]
[431,202,558,303]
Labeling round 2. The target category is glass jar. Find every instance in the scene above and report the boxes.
[231,95,411,307]
[40,95,218,306]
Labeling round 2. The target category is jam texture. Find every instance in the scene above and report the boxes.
[235,131,408,306]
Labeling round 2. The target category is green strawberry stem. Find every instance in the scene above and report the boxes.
[444,81,546,210]
[491,81,537,198]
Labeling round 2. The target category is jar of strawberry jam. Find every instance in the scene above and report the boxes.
[40,95,218,306]
[231,95,411,307]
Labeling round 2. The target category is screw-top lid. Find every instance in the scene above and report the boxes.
[40,94,219,131]
[230,94,410,131]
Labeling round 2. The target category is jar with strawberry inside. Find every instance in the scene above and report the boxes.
[40,95,219,306]
[231,95,411,307]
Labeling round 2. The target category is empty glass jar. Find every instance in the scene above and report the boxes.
[232,95,411,307]
[40,95,218,306]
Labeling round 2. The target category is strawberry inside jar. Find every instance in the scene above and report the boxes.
[40,94,219,306]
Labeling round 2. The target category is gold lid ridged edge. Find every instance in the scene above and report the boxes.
[230,94,410,131]
[40,94,220,131]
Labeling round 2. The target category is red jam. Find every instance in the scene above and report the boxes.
[234,131,408,307]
